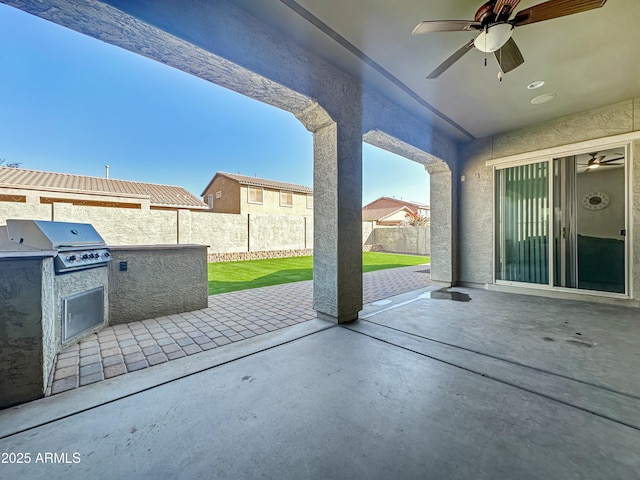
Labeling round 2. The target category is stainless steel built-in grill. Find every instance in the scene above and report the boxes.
[6,219,111,273]
[3,219,112,343]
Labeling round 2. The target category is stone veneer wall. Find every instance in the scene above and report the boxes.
[459,98,640,298]
[208,248,314,263]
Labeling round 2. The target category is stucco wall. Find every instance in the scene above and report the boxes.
[3,200,313,253]
[0,202,52,224]
[429,167,455,284]
[204,175,240,214]
[366,226,430,256]
[363,222,375,245]
[1,201,431,258]
[50,203,178,245]
[180,210,248,253]
[249,214,308,251]
[459,98,640,295]
[40,259,55,392]
[108,245,208,324]
[240,185,313,217]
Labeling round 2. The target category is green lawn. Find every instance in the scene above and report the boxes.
[208,252,429,295]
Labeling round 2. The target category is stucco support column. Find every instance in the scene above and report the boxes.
[426,163,457,286]
[312,121,363,324]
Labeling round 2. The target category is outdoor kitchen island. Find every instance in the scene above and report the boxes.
[0,220,208,409]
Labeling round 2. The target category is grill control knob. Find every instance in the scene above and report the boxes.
[82,254,89,260]
[104,252,111,258]
[67,255,76,262]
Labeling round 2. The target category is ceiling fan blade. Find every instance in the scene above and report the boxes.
[600,156,625,164]
[494,0,522,20]
[426,39,475,79]
[512,0,607,26]
[494,37,524,74]
[412,20,481,34]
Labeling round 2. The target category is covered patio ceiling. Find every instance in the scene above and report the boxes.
[234,0,640,142]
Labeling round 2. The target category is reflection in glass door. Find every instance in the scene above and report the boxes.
[553,149,626,293]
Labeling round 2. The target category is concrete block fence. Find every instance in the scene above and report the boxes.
[0,202,429,259]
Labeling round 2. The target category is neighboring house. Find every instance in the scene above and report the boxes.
[0,166,208,210]
[362,197,430,226]
[362,205,415,226]
[201,172,313,216]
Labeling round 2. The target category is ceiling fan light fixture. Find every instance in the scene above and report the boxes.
[473,23,514,53]
[530,93,556,105]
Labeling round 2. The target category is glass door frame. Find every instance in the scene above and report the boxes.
[491,141,632,298]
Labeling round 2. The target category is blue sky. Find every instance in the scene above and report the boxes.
[0,4,429,206]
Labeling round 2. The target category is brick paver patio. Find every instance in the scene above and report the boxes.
[47,264,431,396]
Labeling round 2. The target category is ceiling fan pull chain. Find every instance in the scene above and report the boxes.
[484,27,488,66]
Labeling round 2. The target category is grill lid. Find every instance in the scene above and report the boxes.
[6,219,107,250]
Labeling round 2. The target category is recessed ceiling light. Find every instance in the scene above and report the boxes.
[527,80,545,90]
[531,93,556,105]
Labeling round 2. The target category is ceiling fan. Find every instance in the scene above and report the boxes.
[412,0,608,79]
[579,152,624,171]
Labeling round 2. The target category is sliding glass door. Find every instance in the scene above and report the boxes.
[553,150,626,293]
[495,146,627,294]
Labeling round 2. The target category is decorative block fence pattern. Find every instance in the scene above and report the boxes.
[208,248,314,263]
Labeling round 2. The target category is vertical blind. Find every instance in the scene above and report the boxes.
[495,162,549,284]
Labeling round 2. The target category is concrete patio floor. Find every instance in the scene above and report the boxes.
[47,264,433,395]
[2,284,640,479]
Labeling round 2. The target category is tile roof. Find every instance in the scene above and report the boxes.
[362,206,411,222]
[363,196,430,211]
[0,166,208,209]
[203,172,313,196]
